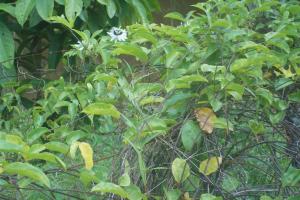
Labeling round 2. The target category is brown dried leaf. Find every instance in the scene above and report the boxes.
[194,107,216,134]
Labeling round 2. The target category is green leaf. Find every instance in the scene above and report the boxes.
[230,58,263,78]
[91,181,128,198]
[288,90,300,102]
[274,78,294,91]
[226,83,244,100]
[27,127,49,144]
[4,162,50,188]
[200,193,223,200]
[127,0,148,23]
[166,75,208,92]
[80,169,99,186]
[142,118,168,136]
[0,21,15,69]
[66,130,87,144]
[45,142,69,154]
[287,196,300,200]
[248,120,265,135]
[29,144,46,153]
[255,88,273,105]
[181,120,201,151]
[222,175,240,192]
[125,185,143,200]
[25,152,66,170]
[164,12,185,21]
[139,96,164,106]
[164,188,181,200]
[130,25,157,44]
[282,166,300,186]
[213,118,234,131]
[0,3,15,17]
[0,141,24,153]
[137,151,147,187]
[166,50,182,68]
[106,0,116,18]
[15,0,36,26]
[65,0,83,24]
[36,0,54,20]
[260,195,273,200]
[269,111,285,125]
[114,44,148,62]
[118,173,131,187]
[96,0,116,18]
[16,84,33,94]
[49,15,73,28]
[171,158,190,183]
[201,64,225,73]
[82,102,120,119]
[237,41,269,52]
[267,38,290,53]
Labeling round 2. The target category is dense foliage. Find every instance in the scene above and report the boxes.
[0,0,159,83]
[1,0,300,199]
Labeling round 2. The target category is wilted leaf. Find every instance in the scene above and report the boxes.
[194,108,216,134]
[78,142,93,170]
[183,192,192,200]
[171,158,190,183]
[199,157,222,176]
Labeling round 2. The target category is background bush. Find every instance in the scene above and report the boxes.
[1,0,300,199]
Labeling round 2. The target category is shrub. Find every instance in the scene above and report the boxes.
[1,0,300,199]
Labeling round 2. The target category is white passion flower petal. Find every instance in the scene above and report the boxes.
[107,27,127,42]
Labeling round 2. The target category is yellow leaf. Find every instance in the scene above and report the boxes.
[194,108,216,134]
[278,66,295,78]
[0,167,3,174]
[184,192,193,200]
[199,157,222,176]
[78,142,94,170]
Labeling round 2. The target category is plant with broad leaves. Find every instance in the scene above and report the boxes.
[1,0,300,199]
